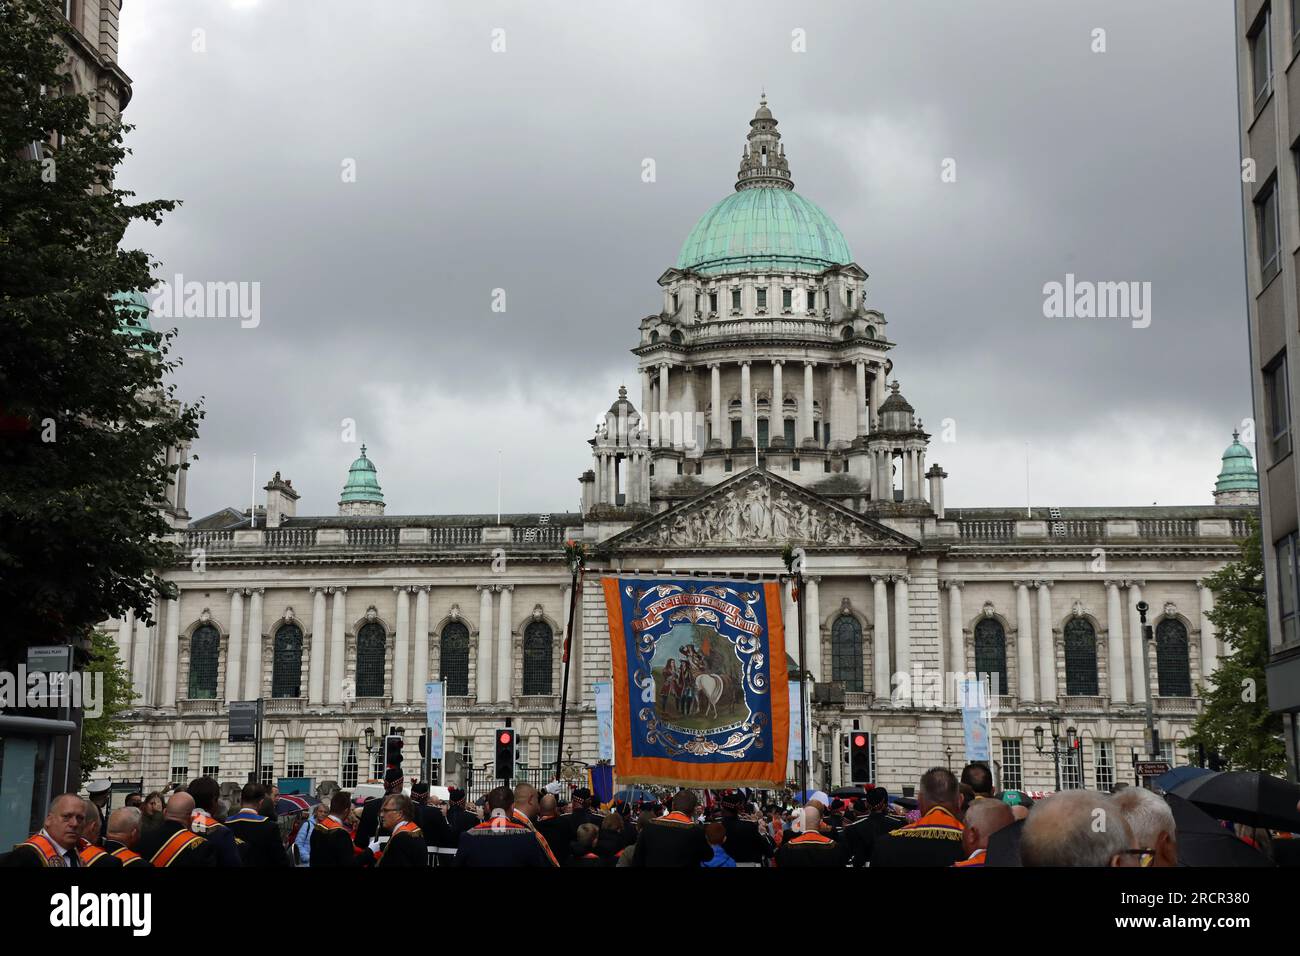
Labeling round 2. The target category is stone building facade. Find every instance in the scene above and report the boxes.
[106,98,1259,798]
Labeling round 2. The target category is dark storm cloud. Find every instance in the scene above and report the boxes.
[117,0,1250,518]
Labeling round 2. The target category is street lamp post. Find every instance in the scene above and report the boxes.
[1033,715,1077,791]
[1136,601,1158,764]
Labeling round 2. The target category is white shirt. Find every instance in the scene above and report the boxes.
[38,829,77,867]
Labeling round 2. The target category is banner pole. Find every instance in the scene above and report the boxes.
[554,563,581,782]
[796,568,810,801]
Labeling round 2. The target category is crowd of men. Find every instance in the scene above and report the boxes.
[4,762,1292,867]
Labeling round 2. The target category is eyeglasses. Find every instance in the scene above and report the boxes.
[1117,848,1155,867]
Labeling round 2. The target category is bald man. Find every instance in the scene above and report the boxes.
[104,807,150,867]
[954,798,1013,867]
[1021,791,1135,867]
[136,792,216,866]
[6,794,86,867]
[77,798,122,867]
[773,806,849,867]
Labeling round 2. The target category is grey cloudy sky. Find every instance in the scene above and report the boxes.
[117,0,1251,520]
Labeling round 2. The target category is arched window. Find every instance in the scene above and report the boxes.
[522,620,553,695]
[669,330,683,344]
[1156,619,1192,697]
[356,622,386,698]
[830,615,864,692]
[188,625,220,700]
[1063,618,1098,696]
[271,623,303,698]
[973,619,1008,697]
[440,622,470,696]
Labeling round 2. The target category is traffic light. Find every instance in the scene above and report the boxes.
[494,728,516,781]
[385,735,404,775]
[849,732,871,784]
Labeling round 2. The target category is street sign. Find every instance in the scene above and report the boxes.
[228,701,259,742]
[26,645,72,673]
[1136,761,1170,777]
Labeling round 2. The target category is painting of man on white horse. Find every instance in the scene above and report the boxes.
[649,623,748,732]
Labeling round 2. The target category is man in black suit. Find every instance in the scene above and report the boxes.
[840,787,905,866]
[870,768,966,867]
[136,792,217,867]
[225,783,290,866]
[311,791,371,867]
[444,788,479,844]
[630,791,712,867]
[718,792,772,865]
[534,792,570,865]
[410,782,452,853]
[354,769,404,850]
[375,795,426,867]
[454,787,555,867]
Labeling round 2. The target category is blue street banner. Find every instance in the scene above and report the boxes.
[425,680,445,764]
[602,577,789,786]
[959,678,991,763]
[788,680,803,762]
[594,682,614,761]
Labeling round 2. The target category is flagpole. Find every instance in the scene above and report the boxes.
[250,453,257,528]
[554,543,585,782]
[796,567,810,801]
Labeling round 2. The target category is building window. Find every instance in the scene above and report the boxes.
[724,457,733,472]
[973,619,1008,697]
[830,615,864,692]
[201,741,220,779]
[783,419,795,446]
[694,293,700,314]
[1000,739,1022,792]
[187,625,220,700]
[709,291,718,313]
[260,763,274,787]
[1063,618,1099,696]
[1265,353,1292,462]
[356,622,386,698]
[846,288,854,309]
[1278,532,1300,646]
[756,288,767,310]
[1257,179,1281,284]
[782,288,792,310]
[271,623,303,698]
[1095,740,1115,791]
[1061,744,1083,789]
[541,737,560,773]
[522,620,554,695]
[440,622,470,696]
[1155,619,1192,697]
[286,739,305,778]
[757,417,769,449]
[340,740,358,788]
[1251,8,1273,109]
[806,287,816,311]
[792,457,800,472]
[730,419,742,447]
[731,289,741,311]
[1158,741,1177,767]
[670,292,679,313]
[170,741,189,786]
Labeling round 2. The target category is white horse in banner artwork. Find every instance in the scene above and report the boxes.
[693,673,725,719]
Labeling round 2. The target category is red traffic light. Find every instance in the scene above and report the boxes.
[853,734,867,747]
[499,731,512,745]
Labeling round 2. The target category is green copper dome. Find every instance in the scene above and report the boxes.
[111,290,157,353]
[1215,432,1258,493]
[676,188,852,276]
[340,444,385,504]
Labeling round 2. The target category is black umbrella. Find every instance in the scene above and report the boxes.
[1169,770,1300,832]
[831,786,868,799]
[1164,793,1272,867]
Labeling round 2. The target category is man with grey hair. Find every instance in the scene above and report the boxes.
[1112,787,1177,867]
[1021,791,1136,867]
[104,807,150,867]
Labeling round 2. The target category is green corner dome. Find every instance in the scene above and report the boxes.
[111,290,157,353]
[676,188,852,276]
[340,444,385,504]
[1215,432,1258,493]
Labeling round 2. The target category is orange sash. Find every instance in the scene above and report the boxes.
[151,828,203,867]
[78,844,109,866]
[111,847,144,866]
[20,834,62,866]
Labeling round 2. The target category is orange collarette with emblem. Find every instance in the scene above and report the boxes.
[953,848,986,867]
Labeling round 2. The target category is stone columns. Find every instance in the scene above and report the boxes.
[871,367,885,427]
[243,587,264,701]
[1127,582,1146,704]
[1105,581,1127,704]
[176,445,189,511]
[477,585,495,704]
[945,580,964,704]
[162,594,181,707]
[116,612,134,687]
[740,361,754,443]
[309,587,327,704]
[709,364,722,445]
[855,360,868,436]
[771,360,784,443]
[414,586,430,697]
[132,600,152,703]
[1199,584,1218,683]
[393,586,411,704]
[902,449,914,500]
[892,575,910,691]
[802,362,815,446]
[606,456,617,503]
[225,589,244,704]
[328,586,347,703]
[1015,582,1035,703]
[658,364,670,447]
[496,584,514,702]
[872,576,891,699]
[681,367,697,450]
[641,369,652,428]
[805,576,821,682]
[1035,581,1055,702]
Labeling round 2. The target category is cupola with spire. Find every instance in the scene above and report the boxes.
[736,92,793,191]
[1213,431,1259,506]
[338,444,385,516]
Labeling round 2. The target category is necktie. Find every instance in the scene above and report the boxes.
[67,850,79,868]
